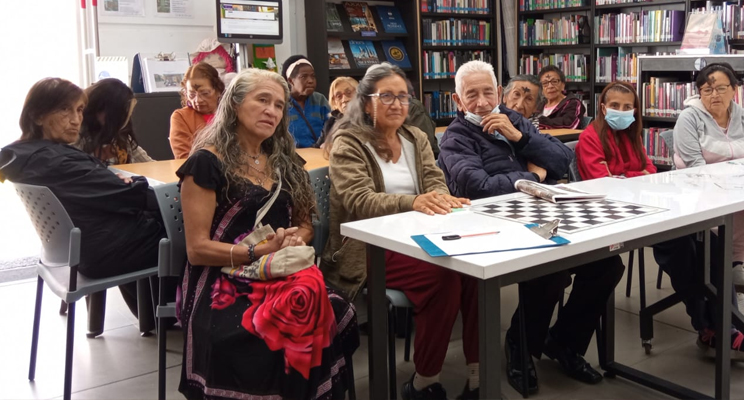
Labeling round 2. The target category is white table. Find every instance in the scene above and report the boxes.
[342,161,744,399]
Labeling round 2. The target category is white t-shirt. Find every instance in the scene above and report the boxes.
[367,134,417,195]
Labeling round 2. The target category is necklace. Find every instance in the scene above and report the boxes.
[245,162,268,186]
[245,152,262,165]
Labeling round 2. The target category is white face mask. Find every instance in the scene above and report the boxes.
[464,105,500,125]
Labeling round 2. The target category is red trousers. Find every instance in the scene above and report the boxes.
[385,251,479,376]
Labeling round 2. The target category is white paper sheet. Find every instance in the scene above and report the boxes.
[100,0,145,17]
[155,0,194,18]
[423,225,561,256]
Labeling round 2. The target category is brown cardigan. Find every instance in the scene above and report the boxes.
[169,107,207,159]
[320,124,450,299]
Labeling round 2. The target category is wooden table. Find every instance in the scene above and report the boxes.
[435,125,581,142]
[112,148,328,184]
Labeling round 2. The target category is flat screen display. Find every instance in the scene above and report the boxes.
[217,0,283,44]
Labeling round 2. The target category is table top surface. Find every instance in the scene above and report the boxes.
[112,148,328,184]
[341,161,744,280]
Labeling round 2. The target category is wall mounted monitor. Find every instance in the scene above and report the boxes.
[216,0,283,44]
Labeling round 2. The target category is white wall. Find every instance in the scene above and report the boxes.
[0,1,81,146]
[98,0,307,78]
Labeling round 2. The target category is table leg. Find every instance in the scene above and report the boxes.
[479,278,502,399]
[715,215,733,399]
[367,244,388,400]
[599,287,616,371]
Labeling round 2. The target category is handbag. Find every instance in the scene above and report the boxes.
[221,169,315,279]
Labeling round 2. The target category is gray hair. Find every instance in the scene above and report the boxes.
[331,62,407,161]
[503,74,543,101]
[191,68,315,224]
[454,60,499,97]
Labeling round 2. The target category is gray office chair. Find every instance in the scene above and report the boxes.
[578,116,593,130]
[659,130,676,170]
[16,183,158,400]
[564,140,582,183]
[152,182,186,400]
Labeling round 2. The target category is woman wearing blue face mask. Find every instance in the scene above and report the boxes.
[575,81,656,179]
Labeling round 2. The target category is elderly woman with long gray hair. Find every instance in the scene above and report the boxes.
[176,68,358,400]
[321,62,480,400]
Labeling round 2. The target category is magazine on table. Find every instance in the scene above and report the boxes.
[515,180,606,203]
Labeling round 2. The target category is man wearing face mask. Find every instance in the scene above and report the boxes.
[501,74,543,128]
[439,61,625,397]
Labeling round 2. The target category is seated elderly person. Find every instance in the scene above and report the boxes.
[537,65,586,130]
[502,74,542,128]
[438,60,624,396]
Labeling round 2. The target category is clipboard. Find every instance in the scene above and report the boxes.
[411,223,570,258]
[138,52,191,93]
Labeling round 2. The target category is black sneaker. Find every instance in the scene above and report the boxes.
[505,334,538,396]
[401,374,448,400]
[455,381,479,400]
[543,333,602,384]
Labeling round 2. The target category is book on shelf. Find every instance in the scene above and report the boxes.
[343,2,378,36]
[381,40,411,68]
[328,38,351,70]
[595,47,638,84]
[422,18,491,46]
[519,16,583,46]
[423,50,493,79]
[376,5,407,34]
[691,3,744,41]
[679,12,727,55]
[348,40,379,67]
[326,3,344,33]
[593,10,685,44]
[519,53,588,81]
[424,90,457,119]
[421,0,490,14]
[515,180,607,203]
[520,0,585,12]
[642,127,673,166]
[641,77,696,117]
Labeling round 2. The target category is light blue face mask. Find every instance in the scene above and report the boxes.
[604,108,635,130]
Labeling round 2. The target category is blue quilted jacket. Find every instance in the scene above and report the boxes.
[439,105,573,200]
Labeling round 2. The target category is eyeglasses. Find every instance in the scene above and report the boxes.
[187,88,216,100]
[333,89,355,102]
[700,85,731,96]
[368,92,412,105]
[540,79,562,88]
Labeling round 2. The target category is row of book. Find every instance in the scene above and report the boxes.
[422,19,491,46]
[642,128,673,166]
[519,16,590,46]
[423,90,458,119]
[423,50,493,79]
[326,2,406,36]
[518,53,589,82]
[328,39,411,70]
[691,3,744,40]
[595,48,638,83]
[641,78,697,117]
[596,0,665,5]
[420,0,491,14]
[519,0,586,12]
[594,10,685,44]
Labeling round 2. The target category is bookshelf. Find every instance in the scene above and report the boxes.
[419,0,500,125]
[636,54,744,169]
[304,0,420,100]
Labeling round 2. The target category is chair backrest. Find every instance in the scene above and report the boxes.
[563,140,582,182]
[578,116,593,130]
[308,166,331,256]
[153,183,186,277]
[659,130,675,169]
[13,183,80,267]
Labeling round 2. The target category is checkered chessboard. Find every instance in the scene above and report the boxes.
[472,196,666,234]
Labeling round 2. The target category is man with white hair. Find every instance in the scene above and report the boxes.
[438,60,624,396]
[502,74,542,128]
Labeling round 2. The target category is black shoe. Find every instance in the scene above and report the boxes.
[543,334,602,384]
[456,381,479,400]
[401,375,448,400]
[505,334,538,396]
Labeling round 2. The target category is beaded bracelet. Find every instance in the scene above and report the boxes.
[248,244,257,264]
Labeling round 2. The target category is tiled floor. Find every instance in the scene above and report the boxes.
[1,250,743,399]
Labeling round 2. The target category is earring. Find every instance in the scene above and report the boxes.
[372,102,377,128]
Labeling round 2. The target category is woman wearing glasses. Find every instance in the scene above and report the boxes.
[169,62,225,159]
[319,76,358,148]
[322,63,478,400]
[536,65,586,130]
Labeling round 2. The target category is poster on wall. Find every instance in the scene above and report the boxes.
[100,0,145,17]
[155,0,194,18]
[139,54,191,93]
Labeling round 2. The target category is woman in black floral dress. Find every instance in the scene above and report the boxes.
[177,68,359,400]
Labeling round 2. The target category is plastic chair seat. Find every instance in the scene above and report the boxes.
[38,264,157,305]
[363,288,414,309]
